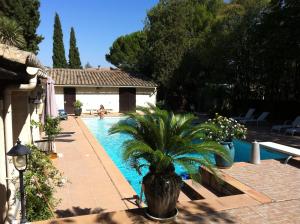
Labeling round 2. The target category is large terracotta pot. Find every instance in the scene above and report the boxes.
[142,166,182,219]
[214,141,235,168]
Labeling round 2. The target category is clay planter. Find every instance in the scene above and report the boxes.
[142,170,182,220]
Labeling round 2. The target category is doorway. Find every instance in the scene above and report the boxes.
[119,88,136,112]
[64,88,76,114]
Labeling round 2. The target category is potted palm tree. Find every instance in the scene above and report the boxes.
[73,100,83,116]
[109,105,229,220]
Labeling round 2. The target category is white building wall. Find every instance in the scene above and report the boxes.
[76,87,119,112]
[55,86,157,113]
[136,88,157,108]
[11,92,31,144]
[55,87,64,110]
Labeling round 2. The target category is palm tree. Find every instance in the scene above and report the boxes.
[109,104,229,219]
[0,16,25,48]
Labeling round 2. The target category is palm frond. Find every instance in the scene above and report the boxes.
[0,16,25,48]
[109,105,230,181]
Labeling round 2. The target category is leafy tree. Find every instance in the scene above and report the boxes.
[106,31,147,73]
[107,0,300,112]
[145,0,223,108]
[0,0,43,53]
[248,0,300,101]
[0,16,25,48]
[52,13,67,68]
[68,27,82,68]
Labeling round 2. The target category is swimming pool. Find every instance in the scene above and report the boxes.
[83,117,287,194]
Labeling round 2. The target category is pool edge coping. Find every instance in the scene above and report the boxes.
[76,116,139,210]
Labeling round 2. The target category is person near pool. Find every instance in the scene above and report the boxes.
[98,104,105,119]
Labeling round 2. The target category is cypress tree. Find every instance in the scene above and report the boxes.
[68,27,82,68]
[52,13,67,68]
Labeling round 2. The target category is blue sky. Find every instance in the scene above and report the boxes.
[37,0,158,68]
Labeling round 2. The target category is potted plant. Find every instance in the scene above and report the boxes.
[44,116,61,155]
[204,114,247,168]
[109,105,229,221]
[73,100,83,116]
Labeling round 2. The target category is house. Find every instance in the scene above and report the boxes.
[0,44,47,223]
[47,68,157,114]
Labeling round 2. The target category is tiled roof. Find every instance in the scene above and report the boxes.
[0,44,47,80]
[47,68,157,87]
[0,43,44,69]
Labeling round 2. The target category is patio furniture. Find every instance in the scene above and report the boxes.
[271,116,300,133]
[285,127,300,136]
[259,142,300,164]
[233,108,255,121]
[240,112,270,127]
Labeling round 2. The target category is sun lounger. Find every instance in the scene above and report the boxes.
[285,127,300,136]
[271,116,300,133]
[259,142,300,164]
[233,108,255,121]
[240,112,270,127]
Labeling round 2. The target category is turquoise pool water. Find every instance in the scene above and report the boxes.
[83,117,287,194]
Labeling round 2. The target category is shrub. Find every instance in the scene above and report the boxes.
[204,114,247,142]
[44,117,61,141]
[73,100,83,108]
[24,145,62,221]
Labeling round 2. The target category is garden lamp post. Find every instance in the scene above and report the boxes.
[7,139,31,224]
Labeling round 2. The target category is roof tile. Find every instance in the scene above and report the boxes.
[47,68,157,87]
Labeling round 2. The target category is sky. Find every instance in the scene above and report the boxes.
[37,0,159,68]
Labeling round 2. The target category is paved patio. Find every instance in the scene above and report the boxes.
[223,160,300,202]
[50,116,138,218]
[33,116,300,223]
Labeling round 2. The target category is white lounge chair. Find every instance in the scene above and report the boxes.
[285,127,300,136]
[233,108,255,121]
[240,112,270,127]
[271,116,300,133]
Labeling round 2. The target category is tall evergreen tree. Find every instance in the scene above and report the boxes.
[68,27,82,68]
[0,0,43,53]
[52,13,67,68]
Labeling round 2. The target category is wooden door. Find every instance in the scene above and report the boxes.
[64,88,76,114]
[119,88,136,112]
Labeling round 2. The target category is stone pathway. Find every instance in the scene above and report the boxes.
[51,116,137,218]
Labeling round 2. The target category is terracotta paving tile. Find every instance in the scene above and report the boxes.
[51,116,136,218]
[222,159,300,202]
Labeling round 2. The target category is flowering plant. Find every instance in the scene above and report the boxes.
[204,114,247,142]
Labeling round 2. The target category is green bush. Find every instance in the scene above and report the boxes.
[24,145,62,221]
[44,117,61,141]
[73,100,83,108]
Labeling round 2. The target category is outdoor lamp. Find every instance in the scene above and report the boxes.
[7,139,31,224]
